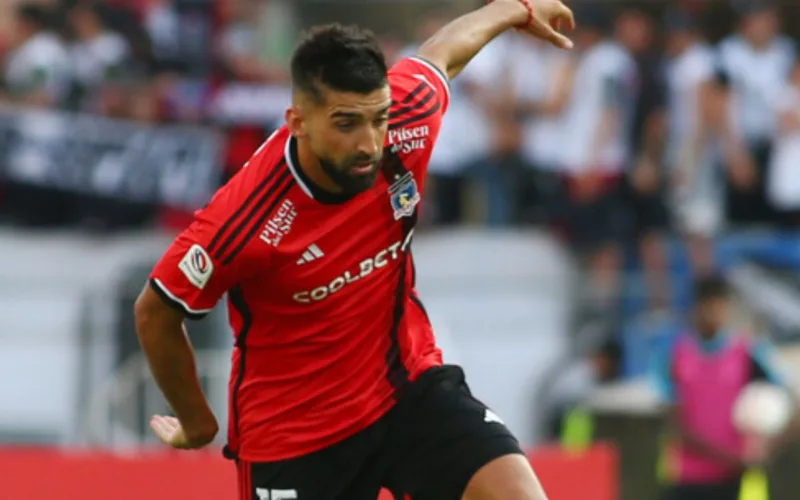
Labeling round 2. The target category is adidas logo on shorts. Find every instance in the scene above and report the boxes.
[484,409,504,425]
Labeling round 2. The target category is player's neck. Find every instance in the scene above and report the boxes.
[295,138,344,194]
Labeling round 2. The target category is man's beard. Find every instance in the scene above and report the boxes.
[320,154,381,195]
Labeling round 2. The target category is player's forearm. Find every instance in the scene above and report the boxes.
[417,0,528,80]
[134,299,218,442]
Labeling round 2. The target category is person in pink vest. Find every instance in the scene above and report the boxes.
[652,275,785,500]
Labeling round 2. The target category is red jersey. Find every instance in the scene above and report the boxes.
[149,57,451,462]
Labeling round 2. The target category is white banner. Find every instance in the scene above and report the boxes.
[0,105,225,210]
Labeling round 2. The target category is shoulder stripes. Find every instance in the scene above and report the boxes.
[206,159,295,265]
[389,82,442,130]
[390,101,442,130]
[389,82,434,119]
[388,56,450,130]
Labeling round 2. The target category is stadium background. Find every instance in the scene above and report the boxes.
[2,0,800,498]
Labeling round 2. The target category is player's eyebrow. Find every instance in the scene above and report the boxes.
[330,104,391,119]
[330,111,363,119]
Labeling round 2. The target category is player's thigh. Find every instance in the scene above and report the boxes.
[237,425,386,500]
[390,365,527,500]
[461,454,548,500]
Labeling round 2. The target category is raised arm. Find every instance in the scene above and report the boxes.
[417,0,574,80]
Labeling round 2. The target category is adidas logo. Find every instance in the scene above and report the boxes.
[296,244,324,265]
[484,409,504,425]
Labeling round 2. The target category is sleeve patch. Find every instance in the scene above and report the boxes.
[178,244,215,290]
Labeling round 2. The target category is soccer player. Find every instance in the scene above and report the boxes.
[134,1,574,499]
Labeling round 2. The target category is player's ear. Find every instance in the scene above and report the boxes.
[285,105,308,138]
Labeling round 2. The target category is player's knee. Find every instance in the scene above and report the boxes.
[462,454,548,500]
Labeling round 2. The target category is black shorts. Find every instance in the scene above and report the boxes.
[238,365,523,500]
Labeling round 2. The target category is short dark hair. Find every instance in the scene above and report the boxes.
[693,275,731,302]
[290,24,388,102]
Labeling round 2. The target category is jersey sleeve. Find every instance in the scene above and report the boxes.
[149,194,251,319]
[388,56,451,116]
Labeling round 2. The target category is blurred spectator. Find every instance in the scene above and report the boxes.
[664,10,721,277]
[619,8,673,312]
[715,1,796,226]
[67,2,132,113]
[94,0,153,73]
[506,34,574,225]
[652,275,785,500]
[217,0,284,83]
[767,55,800,227]
[142,0,182,73]
[460,34,520,227]
[539,338,623,442]
[3,3,69,108]
[557,5,635,316]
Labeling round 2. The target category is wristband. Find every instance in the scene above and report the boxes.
[487,0,535,29]
[517,0,535,28]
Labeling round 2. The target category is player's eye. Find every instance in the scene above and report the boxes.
[374,116,389,127]
[335,121,356,132]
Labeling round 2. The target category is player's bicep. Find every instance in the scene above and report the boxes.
[149,229,241,320]
[135,280,185,331]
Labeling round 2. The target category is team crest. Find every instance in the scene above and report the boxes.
[389,173,420,220]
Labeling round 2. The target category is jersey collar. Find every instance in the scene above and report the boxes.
[284,135,355,205]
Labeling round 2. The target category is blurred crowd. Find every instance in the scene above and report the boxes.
[0,0,299,227]
[2,0,800,312]
[408,1,800,325]
[0,0,293,119]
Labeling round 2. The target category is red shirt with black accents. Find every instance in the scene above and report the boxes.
[149,56,450,462]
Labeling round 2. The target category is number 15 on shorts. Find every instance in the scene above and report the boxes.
[255,489,298,500]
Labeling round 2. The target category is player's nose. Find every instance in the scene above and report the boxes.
[357,131,381,156]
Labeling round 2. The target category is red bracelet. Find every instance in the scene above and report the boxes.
[487,0,535,29]
[517,0,535,29]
